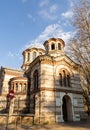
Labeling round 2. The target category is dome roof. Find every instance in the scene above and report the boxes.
[22,47,45,55]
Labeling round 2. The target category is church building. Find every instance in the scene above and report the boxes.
[0,38,87,123]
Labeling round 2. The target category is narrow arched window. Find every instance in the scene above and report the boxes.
[33,70,38,90]
[58,43,61,50]
[63,70,66,86]
[24,83,27,92]
[51,44,55,50]
[67,75,70,87]
[59,73,62,86]
[33,52,36,60]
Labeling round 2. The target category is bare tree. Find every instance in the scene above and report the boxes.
[67,0,90,115]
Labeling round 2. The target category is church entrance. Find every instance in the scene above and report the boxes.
[62,95,73,122]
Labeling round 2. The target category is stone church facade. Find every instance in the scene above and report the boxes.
[0,38,87,123]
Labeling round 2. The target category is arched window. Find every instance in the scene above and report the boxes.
[67,75,70,87]
[51,44,55,50]
[33,70,38,90]
[63,70,66,86]
[59,69,71,87]
[59,73,62,86]
[24,83,27,92]
[58,43,61,50]
[33,52,36,60]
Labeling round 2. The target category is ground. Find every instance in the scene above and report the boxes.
[0,121,90,130]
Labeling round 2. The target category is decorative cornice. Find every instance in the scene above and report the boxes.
[30,87,83,95]
[10,77,28,82]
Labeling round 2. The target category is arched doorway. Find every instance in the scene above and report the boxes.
[62,95,73,122]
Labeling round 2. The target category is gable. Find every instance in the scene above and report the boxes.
[54,55,79,76]
[55,55,79,68]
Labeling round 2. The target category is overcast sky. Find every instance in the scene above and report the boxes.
[0,0,79,69]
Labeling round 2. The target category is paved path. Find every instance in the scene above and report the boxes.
[0,121,90,130]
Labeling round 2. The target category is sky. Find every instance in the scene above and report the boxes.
[0,0,78,69]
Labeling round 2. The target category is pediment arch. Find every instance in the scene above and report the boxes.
[55,65,73,76]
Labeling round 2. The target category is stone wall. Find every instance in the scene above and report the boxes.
[73,94,88,121]
[34,91,56,124]
[0,114,34,125]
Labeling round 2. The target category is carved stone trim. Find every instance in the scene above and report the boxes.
[30,87,82,95]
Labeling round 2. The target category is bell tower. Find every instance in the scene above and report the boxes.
[43,38,65,57]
